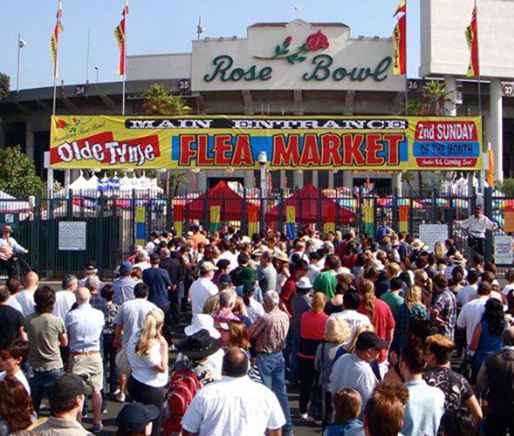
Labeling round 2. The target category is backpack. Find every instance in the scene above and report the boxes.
[163,369,202,435]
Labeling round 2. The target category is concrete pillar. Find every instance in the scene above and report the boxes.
[393,173,403,196]
[489,79,504,183]
[343,171,352,188]
[293,170,304,189]
[444,77,458,116]
[312,170,319,188]
[244,170,255,189]
[328,171,335,189]
[25,122,34,161]
[198,171,208,192]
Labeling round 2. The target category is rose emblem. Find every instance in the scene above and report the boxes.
[306,30,330,51]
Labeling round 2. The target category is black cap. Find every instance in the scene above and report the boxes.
[117,403,160,432]
[355,331,388,351]
[50,374,92,404]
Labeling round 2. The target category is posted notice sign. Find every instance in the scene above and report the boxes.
[494,235,513,265]
[58,221,87,251]
[419,224,448,252]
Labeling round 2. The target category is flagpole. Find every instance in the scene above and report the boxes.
[52,0,61,116]
[404,0,408,116]
[476,0,482,118]
[122,0,128,116]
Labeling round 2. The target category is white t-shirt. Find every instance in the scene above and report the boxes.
[133,261,151,271]
[127,333,168,388]
[15,290,35,317]
[307,263,322,284]
[52,290,76,322]
[6,295,22,313]
[218,251,239,273]
[456,296,488,346]
[331,310,372,348]
[329,353,378,406]
[182,375,286,436]
[190,278,219,316]
[246,298,265,324]
[503,283,514,297]
[0,369,30,394]
[457,284,478,307]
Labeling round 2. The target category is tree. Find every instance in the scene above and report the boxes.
[0,73,9,99]
[142,84,191,116]
[421,80,453,116]
[142,84,192,195]
[0,146,44,196]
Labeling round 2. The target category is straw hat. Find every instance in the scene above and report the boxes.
[273,250,289,263]
[449,252,467,265]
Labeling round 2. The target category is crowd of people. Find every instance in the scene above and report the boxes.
[0,214,513,435]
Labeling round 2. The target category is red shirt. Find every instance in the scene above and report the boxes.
[358,298,395,362]
[299,311,329,359]
[281,277,297,316]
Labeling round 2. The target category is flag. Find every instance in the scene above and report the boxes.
[466,5,480,77]
[393,0,407,75]
[50,0,63,79]
[487,146,494,187]
[115,2,129,75]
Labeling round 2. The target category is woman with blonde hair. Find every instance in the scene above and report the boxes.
[298,292,329,422]
[414,269,433,307]
[391,286,429,354]
[434,241,447,261]
[315,317,352,428]
[127,309,168,436]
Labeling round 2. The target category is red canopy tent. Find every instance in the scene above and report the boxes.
[185,181,259,221]
[265,184,355,224]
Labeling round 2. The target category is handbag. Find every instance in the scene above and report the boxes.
[115,348,131,375]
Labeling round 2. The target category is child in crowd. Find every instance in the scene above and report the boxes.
[324,388,363,436]
[100,284,119,396]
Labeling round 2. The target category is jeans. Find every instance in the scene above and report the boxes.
[102,334,119,394]
[285,330,300,383]
[256,352,292,433]
[299,357,317,414]
[30,367,64,413]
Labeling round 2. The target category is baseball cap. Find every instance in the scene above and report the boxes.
[119,261,133,274]
[117,403,160,433]
[355,331,389,351]
[50,374,92,405]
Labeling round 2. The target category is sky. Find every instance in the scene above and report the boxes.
[0,0,420,91]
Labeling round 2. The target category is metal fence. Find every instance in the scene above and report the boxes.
[0,187,510,279]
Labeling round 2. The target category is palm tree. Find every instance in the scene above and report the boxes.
[421,80,453,116]
[142,84,191,116]
[0,73,9,99]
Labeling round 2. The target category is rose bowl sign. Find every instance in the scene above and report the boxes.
[192,20,405,92]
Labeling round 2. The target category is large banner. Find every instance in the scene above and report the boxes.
[50,115,483,171]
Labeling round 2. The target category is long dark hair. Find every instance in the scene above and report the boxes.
[0,376,34,432]
[483,298,506,336]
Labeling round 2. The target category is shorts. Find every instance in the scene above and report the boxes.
[69,352,104,392]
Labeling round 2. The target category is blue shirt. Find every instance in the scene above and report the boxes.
[325,419,362,436]
[402,379,445,436]
[143,267,172,309]
[65,303,105,353]
[112,276,140,305]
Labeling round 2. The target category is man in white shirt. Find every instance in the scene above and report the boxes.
[331,291,372,348]
[457,281,492,348]
[457,270,479,307]
[329,331,386,408]
[189,262,219,316]
[459,205,497,256]
[182,347,286,436]
[15,271,39,317]
[53,274,78,322]
[217,241,239,273]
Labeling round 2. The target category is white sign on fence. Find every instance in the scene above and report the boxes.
[419,224,449,252]
[58,221,86,251]
[494,235,513,265]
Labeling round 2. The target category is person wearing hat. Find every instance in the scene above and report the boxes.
[117,402,160,436]
[329,331,388,408]
[78,263,100,289]
[175,329,222,384]
[0,224,28,279]
[29,374,94,435]
[112,261,139,305]
[189,262,219,317]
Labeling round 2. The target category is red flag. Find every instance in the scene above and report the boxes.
[466,5,480,77]
[393,0,406,75]
[115,2,129,76]
[50,0,63,79]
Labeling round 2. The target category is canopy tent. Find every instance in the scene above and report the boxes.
[265,184,355,224]
[185,181,259,221]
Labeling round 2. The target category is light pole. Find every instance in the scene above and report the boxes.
[16,34,27,94]
[258,151,268,230]
[94,66,100,83]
